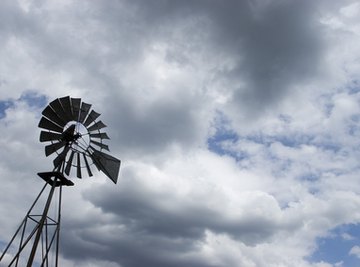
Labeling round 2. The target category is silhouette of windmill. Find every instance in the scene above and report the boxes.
[0,96,121,266]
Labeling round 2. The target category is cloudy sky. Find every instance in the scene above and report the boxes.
[1,0,360,266]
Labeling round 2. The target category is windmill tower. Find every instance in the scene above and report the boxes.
[0,96,121,266]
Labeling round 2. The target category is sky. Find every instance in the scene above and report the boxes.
[0,0,360,266]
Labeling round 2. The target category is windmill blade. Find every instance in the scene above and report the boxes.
[83,110,100,127]
[76,152,82,178]
[42,106,66,127]
[40,131,62,142]
[90,140,109,151]
[53,145,70,169]
[78,102,91,123]
[59,96,73,121]
[89,132,110,139]
[89,148,120,184]
[45,141,66,157]
[49,98,70,122]
[65,150,75,176]
[39,117,63,133]
[71,98,81,121]
[83,154,93,177]
[87,121,107,132]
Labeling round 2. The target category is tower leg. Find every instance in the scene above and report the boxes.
[0,172,73,266]
[55,185,62,267]
[0,183,47,264]
[27,179,57,267]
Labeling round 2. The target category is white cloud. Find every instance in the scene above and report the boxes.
[341,233,354,241]
[349,245,360,258]
[340,2,360,18]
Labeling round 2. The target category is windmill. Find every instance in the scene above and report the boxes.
[0,96,121,266]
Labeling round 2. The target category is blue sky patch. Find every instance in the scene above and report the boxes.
[246,132,314,149]
[0,239,7,249]
[310,224,360,266]
[207,111,246,160]
[348,79,360,95]
[207,129,242,158]
[0,100,14,119]
[19,91,47,109]
[0,91,47,119]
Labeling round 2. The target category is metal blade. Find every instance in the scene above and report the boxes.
[89,148,120,184]
[76,152,82,178]
[89,132,110,139]
[49,98,70,122]
[83,154,93,177]
[42,106,66,127]
[79,102,91,123]
[71,98,81,121]
[83,110,100,127]
[65,150,75,176]
[53,145,70,169]
[39,117,63,133]
[45,141,66,157]
[87,121,107,132]
[59,96,73,121]
[40,131,62,142]
[90,140,109,151]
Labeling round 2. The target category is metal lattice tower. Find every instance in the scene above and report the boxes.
[0,96,121,266]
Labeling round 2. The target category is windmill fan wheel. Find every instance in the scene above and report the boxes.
[38,96,120,184]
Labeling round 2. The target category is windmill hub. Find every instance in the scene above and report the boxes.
[62,121,90,152]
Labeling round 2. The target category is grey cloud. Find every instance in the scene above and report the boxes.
[1,0,325,154]
[85,184,279,244]
[126,0,324,115]
[55,167,301,267]
[198,0,324,117]
[103,90,208,158]
[0,0,31,38]
[230,1,323,113]
[61,229,213,267]
[97,0,326,155]
[0,0,326,112]
[0,0,210,156]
